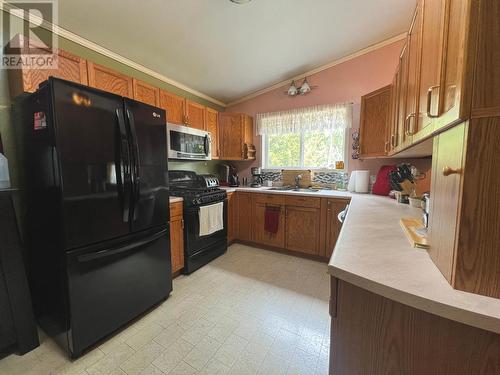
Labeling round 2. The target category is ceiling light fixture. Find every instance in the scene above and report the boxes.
[284,77,317,97]
[230,0,253,4]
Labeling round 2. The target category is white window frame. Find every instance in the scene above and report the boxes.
[261,128,349,172]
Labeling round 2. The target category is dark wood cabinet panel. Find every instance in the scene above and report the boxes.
[330,279,500,375]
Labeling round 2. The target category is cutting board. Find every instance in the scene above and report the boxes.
[400,218,429,249]
[281,170,312,188]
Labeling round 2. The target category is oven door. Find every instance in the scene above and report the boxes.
[167,123,211,160]
[184,199,227,256]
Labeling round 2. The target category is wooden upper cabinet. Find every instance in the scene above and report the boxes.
[219,113,255,160]
[87,62,133,98]
[417,0,446,131]
[405,3,422,138]
[159,90,185,124]
[8,48,88,97]
[359,85,391,158]
[206,108,219,159]
[133,79,159,106]
[428,123,466,283]
[397,43,410,148]
[185,100,206,130]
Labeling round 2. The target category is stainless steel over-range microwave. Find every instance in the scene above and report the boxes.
[167,123,211,161]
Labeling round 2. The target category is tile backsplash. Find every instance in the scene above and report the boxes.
[261,170,349,187]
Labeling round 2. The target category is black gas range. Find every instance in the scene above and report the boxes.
[169,171,227,274]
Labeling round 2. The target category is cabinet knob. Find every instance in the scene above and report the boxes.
[442,166,462,176]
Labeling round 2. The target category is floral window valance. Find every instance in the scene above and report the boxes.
[256,103,353,136]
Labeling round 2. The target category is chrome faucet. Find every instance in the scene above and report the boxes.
[294,174,303,189]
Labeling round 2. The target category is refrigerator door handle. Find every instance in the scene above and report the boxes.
[116,108,132,222]
[126,108,141,219]
[76,228,168,263]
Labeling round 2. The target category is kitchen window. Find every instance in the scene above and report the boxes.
[257,103,352,169]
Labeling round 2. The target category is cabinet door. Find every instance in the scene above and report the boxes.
[170,217,184,274]
[417,0,446,130]
[428,122,466,283]
[133,79,159,106]
[359,85,391,157]
[87,62,134,98]
[219,113,244,160]
[285,206,321,255]
[325,199,349,258]
[9,49,88,97]
[405,4,422,138]
[227,192,235,242]
[389,67,401,151]
[397,43,410,148]
[253,203,285,248]
[237,193,252,242]
[206,108,219,159]
[439,0,469,128]
[159,90,185,124]
[185,100,206,130]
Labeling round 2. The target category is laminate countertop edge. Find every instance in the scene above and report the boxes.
[327,194,500,335]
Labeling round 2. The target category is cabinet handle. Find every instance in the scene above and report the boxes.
[443,166,462,176]
[181,219,184,229]
[405,113,417,136]
[390,134,396,148]
[384,141,390,153]
[426,85,440,118]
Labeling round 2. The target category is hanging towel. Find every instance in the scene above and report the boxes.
[199,202,224,236]
[264,206,280,234]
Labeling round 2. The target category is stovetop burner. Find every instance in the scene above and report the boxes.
[169,170,226,207]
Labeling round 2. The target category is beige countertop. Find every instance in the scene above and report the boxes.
[169,197,183,204]
[220,186,352,199]
[329,194,500,334]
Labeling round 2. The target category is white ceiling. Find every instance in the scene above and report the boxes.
[58,0,416,104]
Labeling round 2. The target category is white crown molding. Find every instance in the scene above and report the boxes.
[0,1,227,107]
[227,32,407,107]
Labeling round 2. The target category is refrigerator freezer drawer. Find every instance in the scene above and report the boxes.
[65,228,171,357]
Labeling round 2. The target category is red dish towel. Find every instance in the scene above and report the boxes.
[264,206,280,234]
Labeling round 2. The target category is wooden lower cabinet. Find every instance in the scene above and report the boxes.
[330,278,500,374]
[285,206,321,255]
[169,201,184,275]
[253,203,285,248]
[324,198,350,258]
[236,192,253,242]
[232,192,349,261]
[227,192,235,243]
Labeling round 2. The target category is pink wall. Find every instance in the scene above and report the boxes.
[227,40,431,180]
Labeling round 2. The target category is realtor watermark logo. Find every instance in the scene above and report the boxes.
[1,0,58,69]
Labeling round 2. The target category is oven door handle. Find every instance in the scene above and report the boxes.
[76,229,167,263]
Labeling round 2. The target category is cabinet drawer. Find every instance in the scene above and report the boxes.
[170,201,183,219]
[254,193,285,206]
[285,195,321,208]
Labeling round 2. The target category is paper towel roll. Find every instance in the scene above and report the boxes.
[355,170,370,193]
[347,171,356,192]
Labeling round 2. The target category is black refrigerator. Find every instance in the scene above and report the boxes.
[16,77,172,358]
